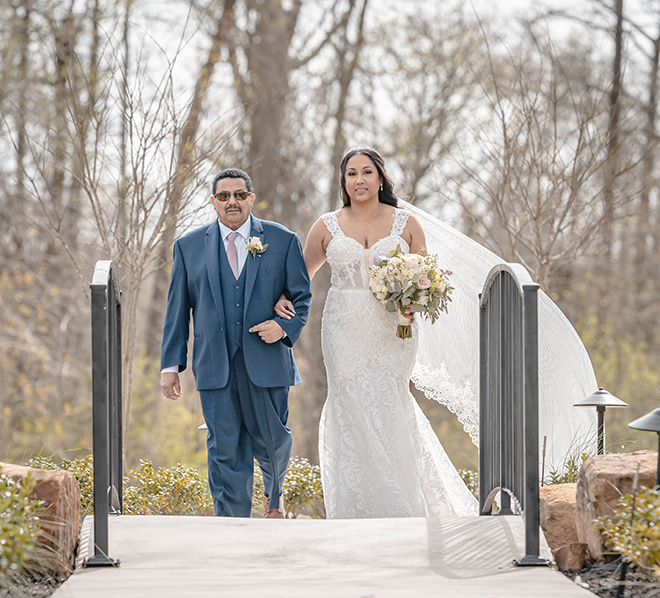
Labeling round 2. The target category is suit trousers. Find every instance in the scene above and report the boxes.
[199,349,292,517]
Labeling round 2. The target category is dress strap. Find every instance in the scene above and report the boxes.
[321,212,343,238]
[391,208,411,237]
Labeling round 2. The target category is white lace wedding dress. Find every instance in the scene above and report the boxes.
[318,208,479,518]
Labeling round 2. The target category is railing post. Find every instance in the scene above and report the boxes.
[86,261,121,568]
[518,283,545,566]
[479,293,488,511]
[479,264,547,565]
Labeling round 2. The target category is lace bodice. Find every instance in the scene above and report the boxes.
[321,209,411,289]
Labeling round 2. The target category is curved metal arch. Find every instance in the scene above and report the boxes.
[480,263,539,307]
[91,260,121,305]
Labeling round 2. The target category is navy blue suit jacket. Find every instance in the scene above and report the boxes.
[160,215,312,389]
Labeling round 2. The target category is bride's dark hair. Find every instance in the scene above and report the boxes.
[339,147,398,208]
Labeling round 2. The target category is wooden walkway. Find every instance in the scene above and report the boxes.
[51,515,594,598]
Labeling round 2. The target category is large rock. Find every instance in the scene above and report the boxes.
[0,462,80,576]
[539,483,579,550]
[575,450,657,562]
[552,542,588,571]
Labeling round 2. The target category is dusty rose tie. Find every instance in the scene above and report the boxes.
[227,231,240,279]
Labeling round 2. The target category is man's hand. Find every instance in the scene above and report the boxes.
[249,320,285,344]
[161,372,182,400]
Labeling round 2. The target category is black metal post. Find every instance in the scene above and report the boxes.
[517,283,546,566]
[86,261,121,568]
[597,406,606,455]
[656,433,660,488]
[479,293,488,512]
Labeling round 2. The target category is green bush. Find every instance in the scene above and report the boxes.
[282,457,325,518]
[0,471,58,588]
[24,455,325,519]
[124,460,213,516]
[251,457,325,518]
[596,486,660,576]
[26,454,94,519]
[544,451,591,485]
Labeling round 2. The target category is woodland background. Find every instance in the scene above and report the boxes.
[2,0,659,476]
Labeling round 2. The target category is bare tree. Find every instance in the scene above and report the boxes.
[446,26,640,292]
[8,9,238,445]
[143,0,236,359]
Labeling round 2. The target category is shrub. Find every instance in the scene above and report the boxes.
[596,486,660,576]
[282,457,325,519]
[544,452,591,485]
[0,471,59,588]
[459,469,478,498]
[23,455,326,518]
[124,460,213,516]
[26,454,95,519]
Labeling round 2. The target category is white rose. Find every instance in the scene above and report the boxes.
[404,254,420,267]
[417,274,431,289]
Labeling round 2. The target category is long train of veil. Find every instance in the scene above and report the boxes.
[403,201,598,470]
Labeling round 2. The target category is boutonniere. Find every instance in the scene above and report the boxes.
[246,236,268,259]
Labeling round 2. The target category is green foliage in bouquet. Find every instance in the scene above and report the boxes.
[0,470,59,588]
[596,486,660,576]
[369,245,453,322]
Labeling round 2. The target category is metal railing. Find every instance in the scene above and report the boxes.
[86,260,122,567]
[479,263,547,566]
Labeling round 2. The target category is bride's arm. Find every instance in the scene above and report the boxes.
[405,213,427,255]
[274,217,329,319]
[302,218,329,280]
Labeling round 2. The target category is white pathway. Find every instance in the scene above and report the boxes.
[53,515,594,598]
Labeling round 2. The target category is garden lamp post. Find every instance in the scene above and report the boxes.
[574,388,628,455]
[628,408,660,487]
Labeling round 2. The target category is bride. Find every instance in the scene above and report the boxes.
[276,147,479,518]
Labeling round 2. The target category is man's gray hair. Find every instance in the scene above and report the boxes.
[212,168,254,194]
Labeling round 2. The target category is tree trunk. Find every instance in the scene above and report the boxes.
[597,0,624,339]
[636,27,660,347]
[327,0,369,212]
[143,0,235,359]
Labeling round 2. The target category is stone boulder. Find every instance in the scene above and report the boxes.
[0,462,80,576]
[552,542,589,571]
[539,483,579,550]
[575,450,657,562]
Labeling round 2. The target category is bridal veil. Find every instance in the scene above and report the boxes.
[404,201,598,469]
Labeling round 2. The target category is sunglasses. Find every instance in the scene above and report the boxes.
[213,190,251,202]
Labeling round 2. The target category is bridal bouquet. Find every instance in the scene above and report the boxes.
[368,245,453,339]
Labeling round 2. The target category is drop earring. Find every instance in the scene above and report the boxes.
[380,183,383,191]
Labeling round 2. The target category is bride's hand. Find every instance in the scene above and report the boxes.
[403,306,415,324]
[274,293,296,320]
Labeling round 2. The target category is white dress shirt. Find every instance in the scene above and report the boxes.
[161,218,253,374]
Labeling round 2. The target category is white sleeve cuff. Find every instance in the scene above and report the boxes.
[161,366,179,374]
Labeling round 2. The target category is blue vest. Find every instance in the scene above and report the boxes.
[219,238,247,359]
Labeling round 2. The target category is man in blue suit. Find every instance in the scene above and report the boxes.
[160,168,312,518]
